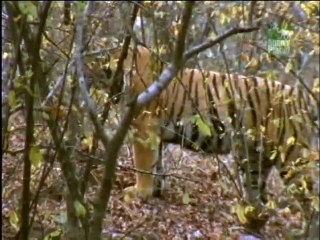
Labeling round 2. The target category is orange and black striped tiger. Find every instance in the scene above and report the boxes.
[98,45,318,226]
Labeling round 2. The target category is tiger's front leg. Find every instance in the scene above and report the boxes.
[124,113,160,199]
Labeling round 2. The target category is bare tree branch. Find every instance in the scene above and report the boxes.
[81,2,140,196]
[75,3,109,148]
[2,3,22,155]
[183,26,259,61]
[8,2,89,239]
[137,11,258,107]
[109,2,140,100]
[75,3,140,239]
[88,98,137,240]
[29,23,77,234]
[173,2,195,67]
[4,2,51,239]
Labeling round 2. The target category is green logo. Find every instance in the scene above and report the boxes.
[267,23,293,56]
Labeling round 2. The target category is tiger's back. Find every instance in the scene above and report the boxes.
[125,46,316,156]
[160,68,315,152]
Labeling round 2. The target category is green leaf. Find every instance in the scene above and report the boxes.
[74,200,86,217]
[191,115,212,137]
[18,2,37,19]
[182,193,191,205]
[77,1,87,11]
[191,143,200,151]
[44,229,62,240]
[9,210,20,232]
[29,146,43,168]
[8,91,17,109]
[287,183,298,194]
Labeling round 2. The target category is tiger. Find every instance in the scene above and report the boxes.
[96,45,319,228]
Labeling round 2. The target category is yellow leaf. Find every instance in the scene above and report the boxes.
[108,57,118,72]
[3,52,9,59]
[209,32,217,40]
[245,58,260,72]
[29,146,43,168]
[158,45,167,55]
[182,193,191,205]
[270,150,278,161]
[299,179,308,192]
[244,205,255,215]
[311,196,319,212]
[9,210,19,232]
[81,137,93,152]
[301,148,311,158]
[285,61,293,73]
[124,193,134,204]
[226,116,233,124]
[272,118,281,128]
[284,168,295,180]
[312,78,320,93]
[266,200,277,210]
[244,128,256,141]
[235,203,247,224]
[287,136,296,146]
[219,13,228,25]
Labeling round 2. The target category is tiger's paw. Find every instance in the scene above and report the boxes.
[123,185,153,203]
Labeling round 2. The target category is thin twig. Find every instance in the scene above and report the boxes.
[183,27,259,61]
[247,40,319,105]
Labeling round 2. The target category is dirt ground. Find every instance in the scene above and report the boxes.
[2,112,317,240]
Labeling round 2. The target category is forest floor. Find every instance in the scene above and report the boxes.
[2,111,316,240]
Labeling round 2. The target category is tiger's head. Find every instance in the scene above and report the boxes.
[83,45,154,103]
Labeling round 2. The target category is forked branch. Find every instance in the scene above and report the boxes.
[137,25,258,107]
